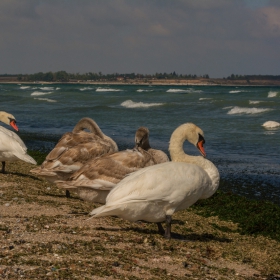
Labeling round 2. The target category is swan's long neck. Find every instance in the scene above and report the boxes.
[72,118,118,151]
[73,118,104,137]
[169,124,220,198]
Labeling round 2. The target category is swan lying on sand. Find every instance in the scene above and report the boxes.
[0,111,36,173]
[56,126,169,204]
[30,118,118,196]
[90,123,220,239]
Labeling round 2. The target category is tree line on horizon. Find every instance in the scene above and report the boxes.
[0,71,279,82]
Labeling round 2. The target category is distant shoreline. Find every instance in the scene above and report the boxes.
[1,78,280,86]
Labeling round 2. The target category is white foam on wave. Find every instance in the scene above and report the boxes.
[121,100,164,108]
[137,89,154,92]
[249,100,261,104]
[268,91,278,98]
[40,87,54,91]
[262,121,280,129]
[34,98,57,103]
[31,91,53,96]
[20,86,30,89]
[199,98,212,100]
[167,88,203,93]
[229,90,242,93]
[79,87,93,91]
[96,87,122,92]
[227,106,272,115]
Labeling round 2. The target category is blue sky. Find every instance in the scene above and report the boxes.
[0,0,279,78]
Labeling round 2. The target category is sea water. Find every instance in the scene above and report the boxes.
[1,83,279,204]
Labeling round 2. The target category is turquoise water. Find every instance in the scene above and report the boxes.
[1,83,280,204]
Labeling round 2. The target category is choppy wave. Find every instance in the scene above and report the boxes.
[39,87,55,91]
[31,91,53,96]
[199,97,212,100]
[268,91,278,98]
[166,89,189,93]
[79,87,94,91]
[229,90,242,93]
[137,89,154,92]
[20,86,30,89]
[121,100,164,108]
[34,98,57,103]
[249,100,261,104]
[96,87,122,92]
[167,88,203,93]
[227,106,272,115]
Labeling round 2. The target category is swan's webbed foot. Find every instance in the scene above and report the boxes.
[164,215,172,239]
[66,190,71,198]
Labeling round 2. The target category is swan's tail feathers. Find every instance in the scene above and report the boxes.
[55,181,77,190]
[18,154,37,165]
[30,168,56,177]
[29,167,41,174]
[89,205,122,218]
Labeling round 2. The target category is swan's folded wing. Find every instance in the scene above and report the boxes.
[105,162,211,205]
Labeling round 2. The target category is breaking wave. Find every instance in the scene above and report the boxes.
[79,87,94,91]
[34,98,57,103]
[31,91,53,96]
[121,100,164,108]
[227,106,272,115]
[167,88,203,93]
[136,89,154,92]
[268,91,278,98]
[96,87,122,92]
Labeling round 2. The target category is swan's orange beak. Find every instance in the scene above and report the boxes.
[197,140,206,157]
[10,120,19,131]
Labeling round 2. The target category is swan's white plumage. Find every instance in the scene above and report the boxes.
[90,123,220,238]
[0,111,36,172]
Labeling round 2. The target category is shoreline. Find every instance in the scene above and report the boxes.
[1,78,280,86]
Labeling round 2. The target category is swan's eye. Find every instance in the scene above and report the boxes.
[198,133,205,144]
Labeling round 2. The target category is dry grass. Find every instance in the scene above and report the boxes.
[1,161,280,279]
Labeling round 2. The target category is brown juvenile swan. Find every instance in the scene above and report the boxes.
[56,126,169,204]
[30,118,118,196]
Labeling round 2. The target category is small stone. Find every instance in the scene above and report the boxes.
[112,261,120,267]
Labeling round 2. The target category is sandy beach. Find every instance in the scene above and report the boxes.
[1,160,280,279]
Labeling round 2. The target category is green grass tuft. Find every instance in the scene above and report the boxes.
[28,150,48,165]
[192,190,280,241]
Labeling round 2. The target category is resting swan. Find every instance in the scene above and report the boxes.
[30,118,118,196]
[134,127,169,163]
[56,126,169,204]
[90,123,220,239]
[0,111,36,173]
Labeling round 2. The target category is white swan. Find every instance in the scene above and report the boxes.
[55,127,169,204]
[262,121,280,129]
[30,118,118,196]
[0,111,36,173]
[90,123,220,239]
